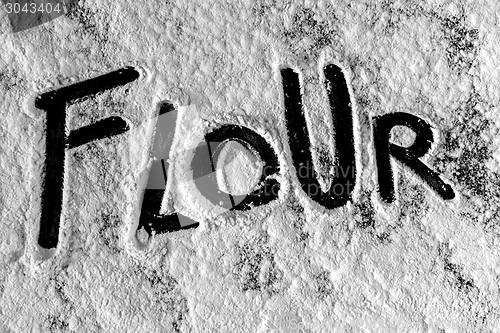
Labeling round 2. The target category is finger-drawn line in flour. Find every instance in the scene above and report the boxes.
[138,105,279,238]
[137,103,280,238]
[67,116,129,149]
[281,64,356,209]
[34,64,457,252]
[373,112,455,203]
[35,66,139,250]
[137,101,199,237]
[191,125,280,211]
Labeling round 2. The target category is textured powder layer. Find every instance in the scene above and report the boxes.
[1,1,500,332]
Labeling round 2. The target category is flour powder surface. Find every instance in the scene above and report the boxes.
[1,1,500,332]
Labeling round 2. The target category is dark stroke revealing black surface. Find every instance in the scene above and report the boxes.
[373,112,455,203]
[34,64,455,251]
[35,67,139,249]
[281,65,356,209]
[191,125,281,211]
[138,101,199,236]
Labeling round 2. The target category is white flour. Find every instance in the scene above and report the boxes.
[1,0,500,332]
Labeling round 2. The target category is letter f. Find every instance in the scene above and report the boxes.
[35,67,139,249]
